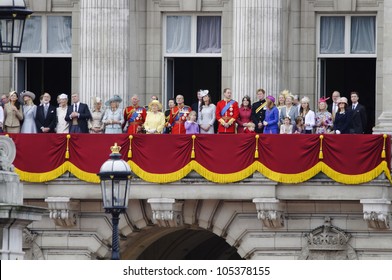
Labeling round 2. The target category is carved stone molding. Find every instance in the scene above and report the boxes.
[253,198,285,228]
[23,229,44,260]
[298,217,357,260]
[147,198,184,227]
[0,136,16,172]
[45,197,79,227]
[360,199,391,229]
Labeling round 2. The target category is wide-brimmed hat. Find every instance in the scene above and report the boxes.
[266,95,275,103]
[20,90,35,102]
[337,97,348,105]
[148,100,162,110]
[105,95,122,106]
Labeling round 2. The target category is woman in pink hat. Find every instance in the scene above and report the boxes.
[315,96,333,134]
[263,95,279,134]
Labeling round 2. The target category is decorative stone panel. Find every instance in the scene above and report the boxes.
[147,198,184,227]
[45,197,79,227]
[360,199,391,229]
[253,198,285,228]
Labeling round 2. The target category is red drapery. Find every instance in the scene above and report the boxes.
[7,133,391,184]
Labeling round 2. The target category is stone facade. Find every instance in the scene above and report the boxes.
[1,0,392,259]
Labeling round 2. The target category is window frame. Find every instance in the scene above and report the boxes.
[163,13,222,58]
[13,14,72,58]
[316,14,377,58]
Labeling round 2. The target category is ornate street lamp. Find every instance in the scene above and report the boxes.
[98,143,132,260]
[0,0,32,53]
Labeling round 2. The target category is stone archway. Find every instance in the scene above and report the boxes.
[120,227,242,260]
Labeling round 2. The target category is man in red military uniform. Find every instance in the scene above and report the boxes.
[168,94,192,134]
[215,88,239,134]
[123,95,147,134]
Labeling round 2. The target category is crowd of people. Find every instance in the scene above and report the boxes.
[0,88,367,135]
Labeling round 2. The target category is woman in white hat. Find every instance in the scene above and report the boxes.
[299,96,315,134]
[102,95,124,134]
[20,90,37,133]
[3,91,23,133]
[56,93,69,133]
[144,100,165,134]
[197,90,216,134]
[333,97,352,134]
[88,97,104,133]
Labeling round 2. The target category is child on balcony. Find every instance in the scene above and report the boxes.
[185,111,199,134]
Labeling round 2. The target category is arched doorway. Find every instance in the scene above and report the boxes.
[121,228,242,260]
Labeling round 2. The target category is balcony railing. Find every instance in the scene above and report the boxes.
[6,133,391,185]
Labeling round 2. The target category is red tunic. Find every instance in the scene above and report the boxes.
[215,99,239,133]
[168,105,192,134]
[123,106,147,134]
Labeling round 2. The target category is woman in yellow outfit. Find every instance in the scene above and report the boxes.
[144,100,165,134]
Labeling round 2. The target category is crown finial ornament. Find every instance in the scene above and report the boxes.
[110,143,121,154]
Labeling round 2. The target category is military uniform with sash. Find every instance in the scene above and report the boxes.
[251,99,267,133]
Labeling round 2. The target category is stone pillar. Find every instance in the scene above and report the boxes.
[80,0,129,107]
[0,136,45,260]
[232,0,283,101]
[373,2,392,133]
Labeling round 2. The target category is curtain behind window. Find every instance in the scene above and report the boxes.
[21,16,42,53]
[351,16,375,54]
[47,16,72,54]
[197,16,221,53]
[320,16,345,54]
[166,16,191,53]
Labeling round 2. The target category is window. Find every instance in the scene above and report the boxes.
[20,15,72,55]
[318,15,376,57]
[165,15,221,56]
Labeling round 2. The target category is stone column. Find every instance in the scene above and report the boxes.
[232,0,283,101]
[80,0,129,106]
[0,136,45,260]
[373,2,392,133]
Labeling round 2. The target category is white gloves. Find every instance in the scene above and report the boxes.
[335,130,341,134]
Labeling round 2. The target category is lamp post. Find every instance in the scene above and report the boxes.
[98,143,132,260]
[0,0,32,53]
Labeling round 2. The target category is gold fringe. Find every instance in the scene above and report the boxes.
[256,162,323,184]
[382,134,387,159]
[321,161,391,184]
[65,134,71,159]
[319,135,324,160]
[129,161,193,183]
[67,162,100,183]
[192,161,258,184]
[191,135,196,159]
[15,163,69,182]
[128,135,133,159]
[254,134,259,158]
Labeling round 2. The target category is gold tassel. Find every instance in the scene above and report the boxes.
[381,134,387,159]
[319,135,324,160]
[128,135,133,159]
[254,134,259,158]
[65,134,71,159]
[191,135,196,159]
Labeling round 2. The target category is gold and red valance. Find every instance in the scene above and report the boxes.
[7,133,391,185]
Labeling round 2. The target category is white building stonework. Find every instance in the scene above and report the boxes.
[0,0,392,259]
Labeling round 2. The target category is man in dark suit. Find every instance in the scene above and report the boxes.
[35,92,57,133]
[349,91,367,134]
[251,88,267,133]
[191,90,203,121]
[65,93,92,133]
